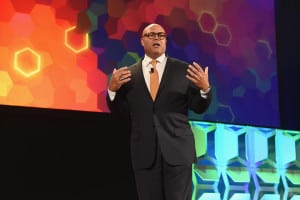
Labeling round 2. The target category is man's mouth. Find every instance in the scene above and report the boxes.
[153,43,160,47]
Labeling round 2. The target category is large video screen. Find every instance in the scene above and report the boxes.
[0,0,279,127]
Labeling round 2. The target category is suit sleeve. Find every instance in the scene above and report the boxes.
[106,88,130,118]
[187,84,212,114]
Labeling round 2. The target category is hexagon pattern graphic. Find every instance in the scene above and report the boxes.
[0,0,279,126]
[14,47,41,77]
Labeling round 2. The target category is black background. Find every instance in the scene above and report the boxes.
[0,106,136,199]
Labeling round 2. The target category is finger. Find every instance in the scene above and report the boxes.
[117,66,129,74]
[119,77,131,82]
[118,70,131,81]
[119,73,131,81]
[187,69,200,81]
[187,68,197,78]
[205,66,208,74]
[120,70,131,76]
[118,66,130,75]
[189,63,205,78]
[192,62,204,73]
[185,74,198,84]
[119,70,132,82]
[118,66,128,70]
[112,69,120,81]
[188,65,199,75]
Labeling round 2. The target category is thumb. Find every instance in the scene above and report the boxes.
[205,66,209,74]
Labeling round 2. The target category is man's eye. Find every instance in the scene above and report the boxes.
[148,33,155,37]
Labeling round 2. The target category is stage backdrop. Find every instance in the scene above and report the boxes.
[0,0,279,128]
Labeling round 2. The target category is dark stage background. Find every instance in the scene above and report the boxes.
[276,0,300,130]
[0,105,136,199]
[0,0,300,199]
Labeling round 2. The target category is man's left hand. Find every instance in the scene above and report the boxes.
[186,62,210,92]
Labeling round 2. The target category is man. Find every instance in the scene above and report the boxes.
[106,23,212,200]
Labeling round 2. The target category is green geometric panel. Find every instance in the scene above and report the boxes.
[286,170,300,185]
[193,165,220,200]
[191,121,300,200]
[193,165,220,182]
[227,167,250,183]
[256,168,280,184]
[191,121,216,158]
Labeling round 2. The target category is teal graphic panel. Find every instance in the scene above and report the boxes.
[191,121,300,200]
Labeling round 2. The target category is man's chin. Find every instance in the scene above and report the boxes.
[152,50,163,56]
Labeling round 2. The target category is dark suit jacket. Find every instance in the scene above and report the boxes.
[106,56,212,169]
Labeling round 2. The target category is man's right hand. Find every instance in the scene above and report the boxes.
[108,66,132,92]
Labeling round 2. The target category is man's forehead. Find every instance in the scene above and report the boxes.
[144,24,164,32]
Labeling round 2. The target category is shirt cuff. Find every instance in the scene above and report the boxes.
[107,89,116,101]
[200,87,211,99]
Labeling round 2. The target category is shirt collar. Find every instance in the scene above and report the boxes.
[144,54,166,65]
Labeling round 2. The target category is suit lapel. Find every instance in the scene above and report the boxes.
[132,61,153,100]
[133,57,173,102]
[155,57,171,101]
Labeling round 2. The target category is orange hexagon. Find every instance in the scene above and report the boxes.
[14,47,41,77]
[65,26,89,53]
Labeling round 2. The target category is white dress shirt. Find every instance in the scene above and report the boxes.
[107,54,210,101]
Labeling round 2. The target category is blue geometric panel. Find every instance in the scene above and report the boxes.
[191,121,300,200]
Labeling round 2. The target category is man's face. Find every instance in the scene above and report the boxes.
[141,24,167,59]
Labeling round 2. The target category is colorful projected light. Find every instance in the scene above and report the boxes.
[191,121,300,200]
[0,1,108,112]
[65,26,89,53]
[0,0,279,127]
[14,47,41,77]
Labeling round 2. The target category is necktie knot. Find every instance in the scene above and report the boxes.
[151,60,157,69]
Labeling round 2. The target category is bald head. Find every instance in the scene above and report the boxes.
[142,23,166,36]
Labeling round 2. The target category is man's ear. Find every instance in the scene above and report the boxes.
[141,38,144,47]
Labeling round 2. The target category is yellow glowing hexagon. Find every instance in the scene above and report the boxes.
[14,47,41,77]
[0,70,13,96]
[65,26,89,53]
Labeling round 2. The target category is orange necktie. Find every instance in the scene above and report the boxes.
[150,60,159,101]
